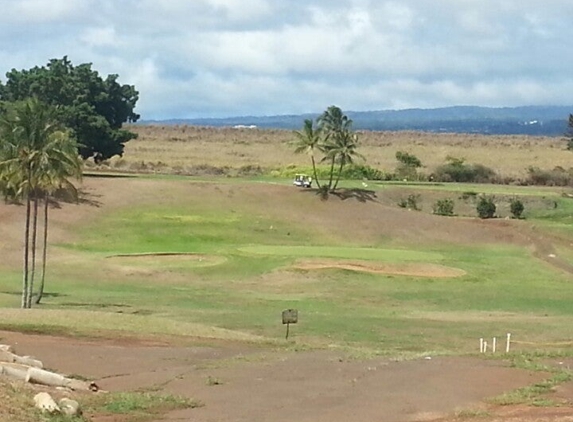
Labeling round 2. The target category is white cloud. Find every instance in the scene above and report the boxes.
[80,27,118,48]
[0,0,572,118]
[0,0,91,23]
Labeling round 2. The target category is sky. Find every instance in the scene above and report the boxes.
[0,0,572,120]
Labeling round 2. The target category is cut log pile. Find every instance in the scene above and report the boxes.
[0,343,99,416]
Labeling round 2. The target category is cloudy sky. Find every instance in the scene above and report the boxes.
[0,0,572,119]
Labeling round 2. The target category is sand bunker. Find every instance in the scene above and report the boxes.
[294,259,466,278]
[107,253,226,267]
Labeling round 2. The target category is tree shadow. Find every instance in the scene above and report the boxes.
[83,172,135,179]
[300,187,378,203]
[331,188,378,203]
[77,189,102,207]
[0,291,68,298]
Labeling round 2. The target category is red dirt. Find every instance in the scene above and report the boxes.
[1,331,572,422]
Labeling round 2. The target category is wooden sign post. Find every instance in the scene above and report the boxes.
[282,309,298,340]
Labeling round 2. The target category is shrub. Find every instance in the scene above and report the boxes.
[273,164,390,181]
[395,151,422,168]
[341,164,390,181]
[460,191,478,201]
[398,194,421,211]
[433,198,455,216]
[477,196,496,219]
[395,151,422,181]
[525,166,573,186]
[509,198,525,219]
[434,157,497,183]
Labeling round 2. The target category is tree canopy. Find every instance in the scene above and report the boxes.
[0,57,139,161]
[292,106,363,193]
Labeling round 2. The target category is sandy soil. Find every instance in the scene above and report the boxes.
[294,259,466,278]
[1,330,570,422]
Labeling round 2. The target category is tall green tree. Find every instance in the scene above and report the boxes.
[0,98,81,308]
[0,57,139,161]
[293,119,323,189]
[566,114,573,151]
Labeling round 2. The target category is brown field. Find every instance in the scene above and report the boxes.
[2,126,573,421]
[1,176,573,421]
[114,125,571,178]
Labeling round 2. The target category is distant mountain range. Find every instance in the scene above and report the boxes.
[140,105,573,136]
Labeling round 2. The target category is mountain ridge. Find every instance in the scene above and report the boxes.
[139,105,573,136]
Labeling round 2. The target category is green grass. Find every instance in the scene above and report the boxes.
[2,178,573,356]
[239,245,443,261]
[83,391,200,420]
[489,371,572,406]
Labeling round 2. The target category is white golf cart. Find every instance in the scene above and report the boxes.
[293,174,312,188]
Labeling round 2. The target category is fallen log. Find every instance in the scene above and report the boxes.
[0,363,29,381]
[13,355,42,368]
[26,367,66,387]
[0,350,42,368]
[0,349,15,363]
[64,378,91,391]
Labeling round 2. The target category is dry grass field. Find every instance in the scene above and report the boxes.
[3,126,573,421]
[117,125,571,178]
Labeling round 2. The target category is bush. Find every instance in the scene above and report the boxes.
[460,191,478,201]
[525,166,573,186]
[476,196,496,219]
[434,157,497,183]
[395,151,422,181]
[398,194,421,210]
[340,164,390,181]
[509,198,525,219]
[272,164,391,181]
[395,151,422,168]
[433,199,455,216]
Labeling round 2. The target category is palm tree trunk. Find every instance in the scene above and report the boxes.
[310,155,321,189]
[328,156,336,191]
[35,193,49,305]
[332,161,345,191]
[22,195,31,308]
[27,194,39,308]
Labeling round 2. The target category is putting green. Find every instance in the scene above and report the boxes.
[239,245,443,262]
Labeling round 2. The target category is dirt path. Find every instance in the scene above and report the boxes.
[1,331,568,422]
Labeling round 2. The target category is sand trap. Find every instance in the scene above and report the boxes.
[106,253,226,267]
[294,258,466,278]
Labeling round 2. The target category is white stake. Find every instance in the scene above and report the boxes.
[480,338,484,353]
[506,333,511,353]
[484,341,488,353]
[493,337,497,353]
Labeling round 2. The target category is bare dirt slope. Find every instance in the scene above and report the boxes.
[1,331,566,422]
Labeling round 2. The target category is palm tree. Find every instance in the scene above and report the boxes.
[329,132,364,191]
[317,106,354,191]
[0,98,81,308]
[0,105,35,308]
[35,131,82,304]
[293,119,323,189]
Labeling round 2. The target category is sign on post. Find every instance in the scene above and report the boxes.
[282,309,298,339]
